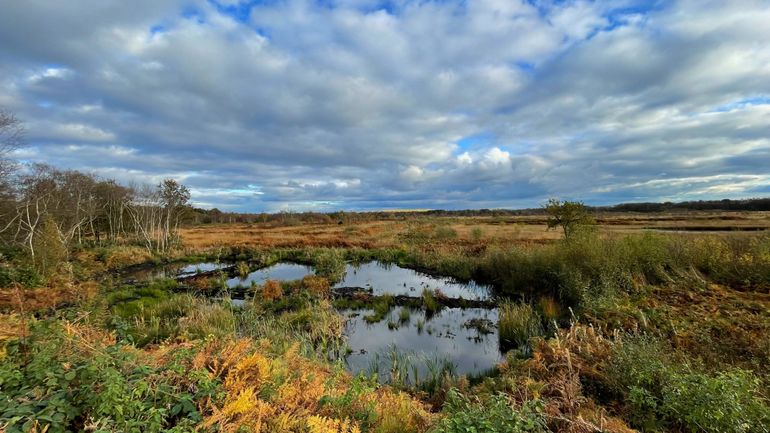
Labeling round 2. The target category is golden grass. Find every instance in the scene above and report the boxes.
[196,339,433,433]
[179,212,770,250]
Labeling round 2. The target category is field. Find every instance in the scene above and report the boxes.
[2,210,770,433]
[180,211,770,249]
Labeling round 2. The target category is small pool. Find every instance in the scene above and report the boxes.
[342,307,501,379]
[334,262,491,300]
[226,263,314,288]
[122,261,231,282]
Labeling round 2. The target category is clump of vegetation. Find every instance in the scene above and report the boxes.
[301,275,331,297]
[399,307,411,323]
[537,296,561,323]
[498,302,543,351]
[463,318,495,335]
[313,248,347,282]
[236,261,250,277]
[363,294,394,323]
[433,226,458,241]
[429,389,547,433]
[31,216,69,279]
[0,321,219,433]
[607,336,770,432]
[470,227,484,241]
[421,289,441,315]
[261,279,283,301]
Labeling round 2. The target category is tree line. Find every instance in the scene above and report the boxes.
[0,109,191,267]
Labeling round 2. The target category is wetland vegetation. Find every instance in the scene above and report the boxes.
[1,183,770,432]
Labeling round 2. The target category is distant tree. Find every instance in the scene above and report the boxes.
[544,199,596,240]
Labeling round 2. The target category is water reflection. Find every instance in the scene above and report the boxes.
[342,307,501,378]
[334,262,491,300]
[226,263,314,288]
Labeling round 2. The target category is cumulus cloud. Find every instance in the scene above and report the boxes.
[1,0,768,211]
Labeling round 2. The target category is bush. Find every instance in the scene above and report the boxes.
[429,389,547,433]
[0,321,218,433]
[608,336,770,432]
[0,263,42,288]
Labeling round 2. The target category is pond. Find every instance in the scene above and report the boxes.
[122,261,231,282]
[341,306,501,379]
[226,263,314,288]
[122,259,503,378]
[334,262,492,300]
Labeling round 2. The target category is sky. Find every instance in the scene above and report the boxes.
[1,0,769,212]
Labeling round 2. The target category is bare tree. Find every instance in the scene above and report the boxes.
[0,108,24,179]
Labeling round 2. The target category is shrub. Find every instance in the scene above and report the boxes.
[607,336,770,432]
[0,263,42,288]
[429,389,548,433]
[0,321,217,433]
[31,216,68,279]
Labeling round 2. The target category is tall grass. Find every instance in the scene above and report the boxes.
[498,302,543,351]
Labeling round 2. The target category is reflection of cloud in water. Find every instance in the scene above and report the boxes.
[342,307,501,378]
[334,262,491,300]
[226,263,313,288]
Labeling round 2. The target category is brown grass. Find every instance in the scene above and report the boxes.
[179,212,770,250]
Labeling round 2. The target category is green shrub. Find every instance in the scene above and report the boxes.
[0,263,42,288]
[608,336,770,432]
[429,389,548,433]
[0,321,218,433]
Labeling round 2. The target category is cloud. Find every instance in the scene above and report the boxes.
[1,0,768,211]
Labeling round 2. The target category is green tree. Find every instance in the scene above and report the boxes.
[32,215,67,278]
[544,199,596,240]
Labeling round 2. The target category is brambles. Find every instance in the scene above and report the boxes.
[607,336,770,432]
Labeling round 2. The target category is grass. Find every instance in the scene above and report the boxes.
[399,307,411,323]
[363,294,395,324]
[421,289,441,315]
[498,301,543,351]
